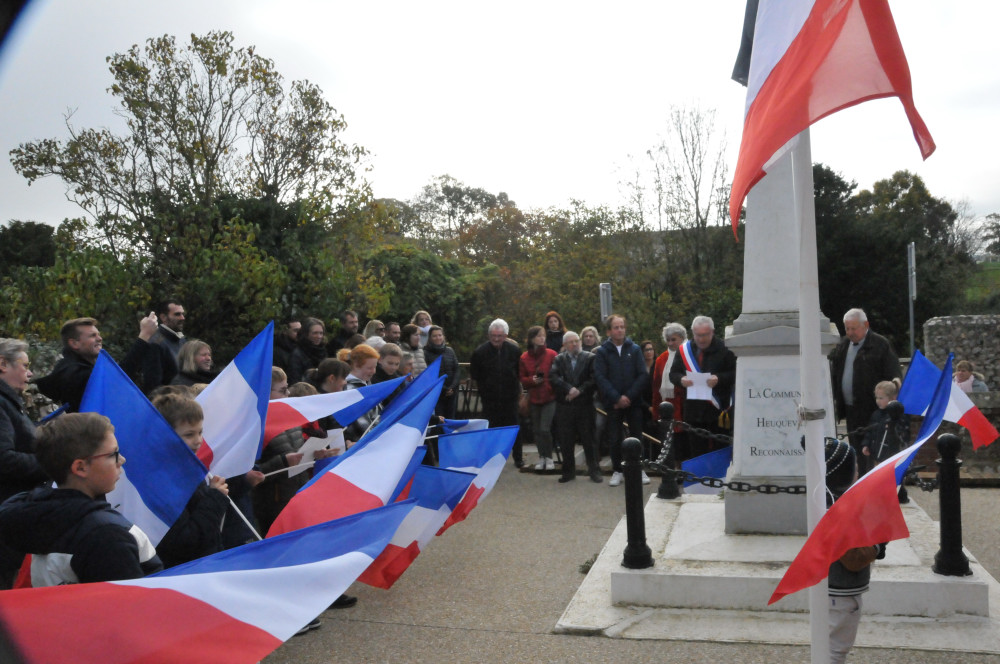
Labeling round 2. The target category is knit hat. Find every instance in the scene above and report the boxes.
[825,437,856,506]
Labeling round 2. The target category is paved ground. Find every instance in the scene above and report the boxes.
[265,460,1000,664]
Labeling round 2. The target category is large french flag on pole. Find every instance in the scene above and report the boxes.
[436,425,519,534]
[899,350,998,449]
[80,351,208,546]
[0,501,415,664]
[196,323,274,479]
[729,0,935,229]
[768,355,953,604]
[263,377,404,446]
[358,465,475,589]
[267,376,445,537]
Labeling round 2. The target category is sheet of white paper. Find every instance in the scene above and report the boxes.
[686,371,714,401]
[288,429,346,477]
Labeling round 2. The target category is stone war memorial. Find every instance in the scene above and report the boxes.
[557,2,1000,658]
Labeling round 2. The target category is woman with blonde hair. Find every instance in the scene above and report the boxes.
[410,310,433,348]
[171,339,217,386]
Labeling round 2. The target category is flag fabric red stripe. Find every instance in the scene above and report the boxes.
[730,0,934,229]
[958,407,999,451]
[267,473,383,536]
[357,541,421,589]
[0,583,281,664]
[437,484,486,534]
[264,401,309,444]
[768,459,907,604]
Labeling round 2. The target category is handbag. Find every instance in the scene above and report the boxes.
[518,391,530,417]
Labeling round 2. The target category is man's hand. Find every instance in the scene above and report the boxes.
[680,377,693,387]
[707,375,719,388]
[566,387,580,401]
[616,395,630,409]
[139,311,158,341]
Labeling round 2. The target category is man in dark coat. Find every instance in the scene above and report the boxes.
[669,315,736,457]
[829,308,901,474]
[549,331,601,483]
[469,319,523,467]
[34,314,161,411]
[593,314,649,487]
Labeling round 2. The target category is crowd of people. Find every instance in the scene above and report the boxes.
[0,298,991,652]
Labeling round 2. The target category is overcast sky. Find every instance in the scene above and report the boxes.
[1,0,998,227]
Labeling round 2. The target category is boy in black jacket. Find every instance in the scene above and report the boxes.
[0,412,162,585]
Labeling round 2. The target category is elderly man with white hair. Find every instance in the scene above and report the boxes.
[469,319,524,467]
[668,315,736,458]
[829,308,901,474]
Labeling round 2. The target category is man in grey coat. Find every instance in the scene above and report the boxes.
[549,331,601,483]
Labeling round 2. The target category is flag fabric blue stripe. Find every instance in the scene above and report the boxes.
[80,351,207,526]
[409,466,476,510]
[231,321,275,460]
[376,357,442,427]
[438,426,519,468]
[895,355,953,485]
[297,376,444,492]
[153,500,416,577]
[388,446,428,504]
[681,446,733,487]
[330,378,405,428]
[898,350,939,416]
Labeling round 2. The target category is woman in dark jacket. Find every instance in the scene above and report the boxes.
[288,317,328,384]
[544,311,566,354]
[171,339,218,387]
[423,326,461,420]
[0,338,49,587]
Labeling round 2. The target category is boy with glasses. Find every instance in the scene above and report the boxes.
[0,412,163,586]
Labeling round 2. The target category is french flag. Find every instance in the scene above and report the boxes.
[196,323,274,479]
[899,350,998,449]
[0,501,415,664]
[729,0,935,229]
[440,418,489,434]
[80,351,208,546]
[436,425,519,534]
[267,376,445,537]
[769,354,952,604]
[358,465,475,589]
[681,446,733,495]
[263,377,404,446]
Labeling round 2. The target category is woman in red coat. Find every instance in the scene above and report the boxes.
[519,325,558,471]
[650,322,689,462]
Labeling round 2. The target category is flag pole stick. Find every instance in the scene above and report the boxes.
[227,495,263,541]
[790,129,830,663]
[259,460,317,479]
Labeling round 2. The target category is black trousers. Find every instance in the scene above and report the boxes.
[556,403,597,478]
[482,398,522,464]
[606,405,645,473]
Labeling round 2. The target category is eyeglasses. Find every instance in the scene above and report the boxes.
[86,448,121,464]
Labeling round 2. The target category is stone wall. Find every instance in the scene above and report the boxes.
[923,315,999,389]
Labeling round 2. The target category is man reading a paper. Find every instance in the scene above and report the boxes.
[669,316,736,457]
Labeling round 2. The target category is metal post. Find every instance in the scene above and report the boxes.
[907,242,917,359]
[656,402,680,499]
[621,437,653,569]
[599,283,613,325]
[933,433,971,576]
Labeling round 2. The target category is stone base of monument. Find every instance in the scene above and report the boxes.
[556,494,1000,653]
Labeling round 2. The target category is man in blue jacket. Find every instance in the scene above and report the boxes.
[593,314,649,487]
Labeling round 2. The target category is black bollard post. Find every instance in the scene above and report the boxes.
[622,437,653,569]
[656,402,680,499]
[932,433,972,577]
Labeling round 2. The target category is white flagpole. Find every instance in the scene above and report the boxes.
[790,128,830,662]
